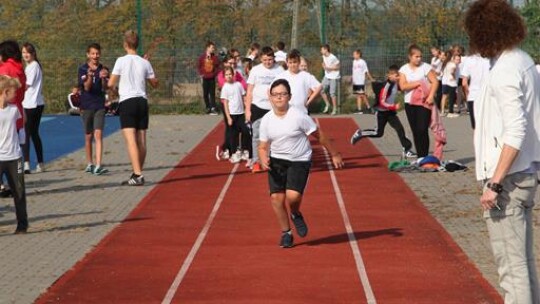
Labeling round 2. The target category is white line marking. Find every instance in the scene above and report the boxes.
[161,163,239,304]
[316,119,377,304]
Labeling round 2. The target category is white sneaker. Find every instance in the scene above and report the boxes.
[323,104,329,113]
[221,150,230,160]
[447,113,460,118]
[35,163,44,173]
[331,109,337,115]
[229,151,242,163]
[24,162,30,174]
[241,150,250,161]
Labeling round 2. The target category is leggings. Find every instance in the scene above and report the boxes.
[361,111,412,151]
[405,104,431,157]
[0,158,28,229]
[23,105,44,163]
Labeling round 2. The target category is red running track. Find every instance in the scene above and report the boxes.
[36,118,502,304]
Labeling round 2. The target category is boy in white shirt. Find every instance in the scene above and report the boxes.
[0,75,28,234]
[320,44,340,115]
[351,49,375,114]
[220,67,251,163]
[274,50,321,113]
[258,79,343,248]
[108,30,159,186]
[245,46,284,173]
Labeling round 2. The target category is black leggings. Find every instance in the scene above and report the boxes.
[0,158,28,229]
[361,111,412,151]
[467,101,475,129]
[23,105,44,163]
[405,104,431,157]
[228,114,251,154]
[202,78,216,110]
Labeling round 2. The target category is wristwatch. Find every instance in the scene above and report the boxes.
[487,182,503,194]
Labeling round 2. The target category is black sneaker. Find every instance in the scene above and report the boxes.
[14,225,28,234]
[121,173,145,186]
[350,129,363,145]
[280,230,294,248]
[291,212,308,237]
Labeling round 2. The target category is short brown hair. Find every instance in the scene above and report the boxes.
[124,30,139,50]
[464,0,526,58]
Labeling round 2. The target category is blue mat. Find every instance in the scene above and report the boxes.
[27,115,121,166]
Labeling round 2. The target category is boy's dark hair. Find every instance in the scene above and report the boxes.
[206,41,215,48]
[354,49,362,56]
[250,42,260,51]
[287,49,301,61]
[407,44,422,55]
[270,79,291,95]
[388,64,399,73]
[124,30,139,50]
[0,40,22,62]
[322,44,331,52]
[276,41,285,50]
[86,43,101,53]
[261,46,275,57]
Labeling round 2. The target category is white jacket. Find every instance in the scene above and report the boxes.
[474,48,540,181]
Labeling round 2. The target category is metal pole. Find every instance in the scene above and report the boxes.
[137,0,143,55]
[291,0,300,49]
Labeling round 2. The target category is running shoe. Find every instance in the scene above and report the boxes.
[403,149,418,158]
[331,109,337,115]
[350,129,363,145]
[251,162,265,173]
[209,108,219,116]
[291,212,308,237]
[447,113,460,118]
[121,173,145,186]
[221,150,230,160]
[14,225,28,234]
[280,230,294,248]
[35,163,44,173]
[229,151,242,164]
[84,164,95,173]
[24,162,31,174]
[93,166,109,175]
[241,150,250,161]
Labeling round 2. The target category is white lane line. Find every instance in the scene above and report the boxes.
[161,163,239,304]
[316,119,377,304]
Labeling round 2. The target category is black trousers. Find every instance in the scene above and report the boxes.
[202,78,216,110]
[467,101,475,129]
[361,111,412,151]
[405,104,431,157]
[434,80,443,110]
[228,114,251,154]
[23,105,44,163]
[0,158,28,229]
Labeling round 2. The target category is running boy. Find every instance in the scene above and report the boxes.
[352,49,375,114]
[108,30,158,186]
[220,66,251,163]
[350,65,416,158]
[259,79,344,248]
[0,75,28,233]
[320,44,340,115]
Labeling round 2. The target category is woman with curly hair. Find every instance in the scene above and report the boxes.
[465,0,540,303]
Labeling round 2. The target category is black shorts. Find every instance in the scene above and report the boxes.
[119,97,149,130]
[268,157,311,195]
[442,85,456,95]
[353,85,366,94]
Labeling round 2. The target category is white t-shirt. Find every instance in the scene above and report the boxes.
[457,56,468,80]
[352,59,369,85]
[220,82,246,115]
[442,62,458,87]
[460,54,490,102]
[247,63,284,110]
[399,62,432,104]
[111,54,156,102]
[0,104,22,161]
[323,53,340,79]
[431,57,443,80]
[259,107,317,161]
[274,50,287,63]
[274,70,321,113]
[23,61,44,109]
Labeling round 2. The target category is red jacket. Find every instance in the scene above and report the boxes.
[198,53,220,79]
[0,58,26,130]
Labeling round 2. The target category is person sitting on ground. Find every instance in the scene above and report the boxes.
[350,65,417,158]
